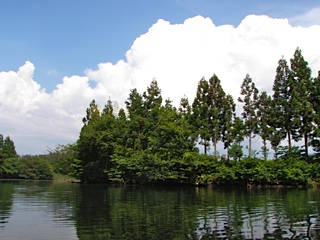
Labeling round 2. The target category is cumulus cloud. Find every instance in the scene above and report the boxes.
[1,14,320,154]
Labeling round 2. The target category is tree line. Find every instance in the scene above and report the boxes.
[1,47,320,186]
[0,134,74,180]
[75,47,320,185]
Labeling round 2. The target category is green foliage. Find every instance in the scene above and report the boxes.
[108,152,219,185]
[213,164,237,185]
[0,135,19,179]
[109,153,173,184]
[221,94,236,156]
[46,144,78,176]
[18,156,54,180]
[311,74,320,152]
[257,91,272,160]
[207,74,227,156]
[0,156,54,180]
[0,134,3,161]
[308,160,320,183]
[276,146,303,160]
[77,101,119,183]
[72,48,320,185]
[228,143,243,161]
[272,57,294,151]
[191,75,235,157]
[290,47,314,159]
[0,135,17,161]
[192,77,211,154]
[0,158,20,179]
[207,158,313,187]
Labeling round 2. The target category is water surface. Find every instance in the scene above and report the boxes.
[1,180,320,239]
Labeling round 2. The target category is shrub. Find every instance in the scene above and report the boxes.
[18,156,54,180]
[0,158,20,179]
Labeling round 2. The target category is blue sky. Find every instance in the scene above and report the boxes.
[1,0,319,91]
[1,0,320,154]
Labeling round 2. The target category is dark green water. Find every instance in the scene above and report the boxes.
[1,181,320,239]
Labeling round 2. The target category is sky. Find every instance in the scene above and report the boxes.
[1,0,320,155]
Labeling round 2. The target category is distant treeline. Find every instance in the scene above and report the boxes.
[0,134,54,179]
[1,47,320,186]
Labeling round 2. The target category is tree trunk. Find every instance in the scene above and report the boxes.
[248,134,252,158]
[287,130,292,152]
[213,128,217,157]
[304,133,308,161]
[204,138,207,155]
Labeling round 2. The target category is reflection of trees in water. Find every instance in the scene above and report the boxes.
[193,188,320,239]
[0,181,79,231]
[43,182,79,224]
[74,186,201,240]
[2,181,320,239]
[73,186,320,240]
[0,182,14,229]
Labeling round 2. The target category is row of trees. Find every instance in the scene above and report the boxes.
[192,47,320,160]
[0,134,57,180]
[76,47,320,184]
[194,47,320,160]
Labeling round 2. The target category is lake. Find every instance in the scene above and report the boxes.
[0,180,320,239]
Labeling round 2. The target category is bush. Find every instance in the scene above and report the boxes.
[18,156,54,180]
[0,158,20,179]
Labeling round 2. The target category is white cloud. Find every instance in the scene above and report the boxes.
[1,14,320,154]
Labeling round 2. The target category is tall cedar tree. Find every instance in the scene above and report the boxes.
[0,135,17,160]
[238,74,259,158]
[0,134,3,162]
[179,96,191,117]
[179,96,198,147]
[290,47,313,159]
[221,94,236,159]
[257,91,272,160]
[143,79,163,150]
[115,108,128,155]
[267,98,283,158]
[231,117,246,145]
[272,57,293,152]
[192,78,211,154]
[229,117,246,161]
[208,74,226,157]
[125,89,146,150]
[99,100,117,172]
[78,100,102,182]
[82,99,100,125]
[311,72,320,152]
[143,79,162,116]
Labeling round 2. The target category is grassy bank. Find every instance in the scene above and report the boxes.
[53,174,80,182]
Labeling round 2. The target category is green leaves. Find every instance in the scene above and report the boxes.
[0,157,54,180]
[0,135,17,160]
[18,156,54,180]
